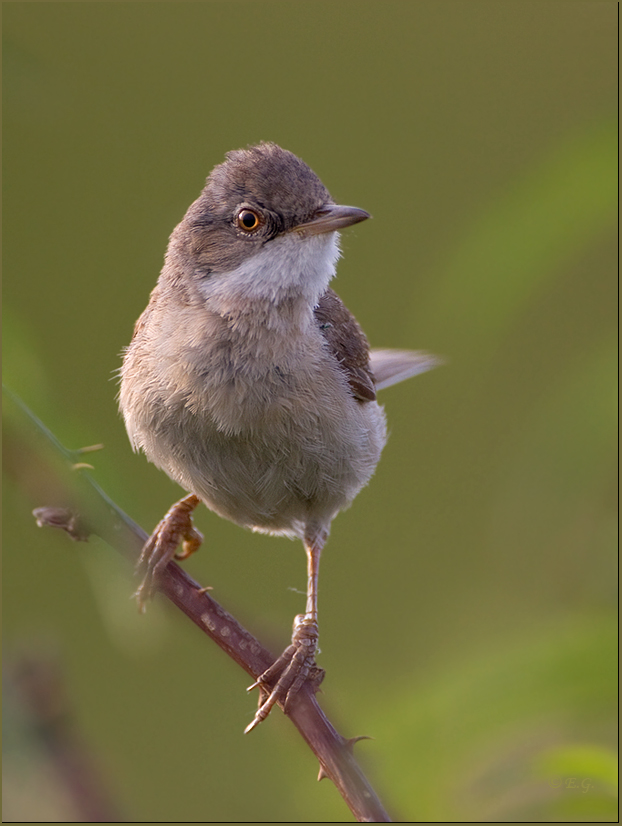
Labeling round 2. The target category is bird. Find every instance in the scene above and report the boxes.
[119,142,438,732]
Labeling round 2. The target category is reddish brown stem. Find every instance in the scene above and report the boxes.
[34,504,393,822]
[5,395,393,822]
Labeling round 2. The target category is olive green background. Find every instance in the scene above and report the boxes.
[3,2,617,822]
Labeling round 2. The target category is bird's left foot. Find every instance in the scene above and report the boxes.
[244,614,325,733]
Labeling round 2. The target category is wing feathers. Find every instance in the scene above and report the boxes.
[314,289,376,402]
[315,289,441,401]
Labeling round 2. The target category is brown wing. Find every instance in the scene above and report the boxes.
[314,288,376,403]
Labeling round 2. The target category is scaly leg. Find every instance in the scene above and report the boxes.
[245,527,327,733]
[135,494,203,610]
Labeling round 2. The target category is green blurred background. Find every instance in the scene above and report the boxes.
[3,2,617,822]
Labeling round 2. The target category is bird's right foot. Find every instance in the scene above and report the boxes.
[135,494,203,610]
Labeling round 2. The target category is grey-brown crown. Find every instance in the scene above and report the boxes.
[211,143,332,223]
[170,143,334,275]
[188,143,332,231]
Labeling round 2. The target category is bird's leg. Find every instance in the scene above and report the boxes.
[135,493,203,611]
[245,528,327,733]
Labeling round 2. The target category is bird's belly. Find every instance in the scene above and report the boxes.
[143,393,386,538]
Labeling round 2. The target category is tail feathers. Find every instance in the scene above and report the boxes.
[370,349,443,391]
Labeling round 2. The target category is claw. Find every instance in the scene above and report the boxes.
[244,687,281,733]
[244,613,321,733]
[135,494,201,609]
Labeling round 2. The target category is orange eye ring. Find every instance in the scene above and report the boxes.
[236,208,261,232]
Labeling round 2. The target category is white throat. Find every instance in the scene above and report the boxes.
[197,231,341,320]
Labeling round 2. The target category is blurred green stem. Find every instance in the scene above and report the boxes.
[3,386,393,824]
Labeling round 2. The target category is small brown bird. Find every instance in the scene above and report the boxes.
[119,143,438,732]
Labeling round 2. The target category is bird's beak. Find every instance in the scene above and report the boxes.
[292,204,371,237]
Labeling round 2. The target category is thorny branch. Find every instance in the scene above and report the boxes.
[4,388,393,823]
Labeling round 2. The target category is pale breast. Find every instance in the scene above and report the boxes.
[120,296,387,536]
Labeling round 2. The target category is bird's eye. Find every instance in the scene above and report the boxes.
[236,208,262,232]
